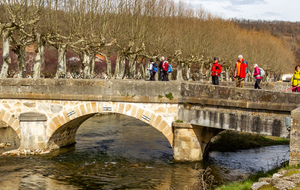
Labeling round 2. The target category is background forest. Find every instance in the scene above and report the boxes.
[0,0,298,81]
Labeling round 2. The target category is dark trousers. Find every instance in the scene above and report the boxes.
[162,71,169,81]
[150,71,156,81]
[212,76,219,85]
[255,79,261,89]
[158,70,163,81]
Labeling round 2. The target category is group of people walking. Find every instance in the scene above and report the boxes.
[149,54,299,93]
[211,54,263,89]
[149,56,172,81]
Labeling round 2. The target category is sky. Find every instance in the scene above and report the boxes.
[180,0,300,22]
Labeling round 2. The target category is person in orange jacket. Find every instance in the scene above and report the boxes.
[234,54,248,88]
[211,57,222,85]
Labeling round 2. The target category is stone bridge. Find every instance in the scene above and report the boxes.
[0,79,299,165]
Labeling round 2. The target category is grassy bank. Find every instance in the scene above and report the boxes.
[214,162,300,190]
[214,165,284,190]
[209,131,290,152]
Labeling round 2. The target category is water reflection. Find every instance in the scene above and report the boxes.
[209,145,289,182]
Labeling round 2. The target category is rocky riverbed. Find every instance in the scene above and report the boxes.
[2,148,50,155]
[251,168,300,190]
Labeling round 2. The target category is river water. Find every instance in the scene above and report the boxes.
[0,114,289,189]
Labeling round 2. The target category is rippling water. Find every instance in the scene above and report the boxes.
[0,114,289,189]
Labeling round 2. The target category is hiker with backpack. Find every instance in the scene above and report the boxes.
[158,56,164,81]
[211,57,222,85]
[291,65,300,92]
[162,59,170,81]
[149,58,158,81]
[234,54,248,88]
[253,63,262,89]
[167,61,173,80]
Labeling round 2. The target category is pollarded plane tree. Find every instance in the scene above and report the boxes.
[171,50,185,81]
[88,37,115,78]
[114,40,145,79]
[10,30,35,78]
[46,33,85,78]
[70,35,115,79]
[184,55,199,81]
[0,0,40,78]
[40,0,85,78]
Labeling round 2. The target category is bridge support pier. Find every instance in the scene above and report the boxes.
[19,112,48,150]
[290,107,300,166]
[172,122,223,161]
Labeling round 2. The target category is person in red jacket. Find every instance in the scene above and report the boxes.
[234,54,248,88]
[211,57,222,85]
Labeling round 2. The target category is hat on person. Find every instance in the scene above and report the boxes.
[214,57,218,60]
[238,54,243,58]
[254,63,258,68]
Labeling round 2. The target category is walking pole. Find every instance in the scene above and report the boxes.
[283,86,297,92]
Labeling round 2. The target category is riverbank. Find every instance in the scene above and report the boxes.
[209,131,291,189]
[214,163,300,190]
[208,131,290,152]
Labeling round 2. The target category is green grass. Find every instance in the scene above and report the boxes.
[209,131,290,152]
[214,166,282,190]
[215,162,300,190]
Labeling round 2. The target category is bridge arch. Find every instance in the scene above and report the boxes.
[0,109,20,138]
[47,102,174,150]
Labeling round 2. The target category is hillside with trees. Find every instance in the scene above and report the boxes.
[233,19,300,67]
[0,0,296,81]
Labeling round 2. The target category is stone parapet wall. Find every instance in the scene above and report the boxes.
[0,79,295,109]
[181,82,300,112]
[191,81,290,92]
[0,79,181,101]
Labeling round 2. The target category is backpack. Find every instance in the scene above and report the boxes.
[153,62,158,73]
[244,60,248,73]
[163,61,169,71]
[167,64,173,73]
[259,67,265,77]
[215,63,221,70]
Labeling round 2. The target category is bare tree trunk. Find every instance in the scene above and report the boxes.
[185,63,192,81]
[176,62,184,81]
[90,54,95,78]
[82,51,91,79]
[248,70,253,82]
[55,44,67,78]
[120,57,126,79]
[33,33,45,79]
[114,55,121,79]
[143,58,149,80]
[128,55,136,79]
[15,45,26,78]
[225,67,230,81]
[198,62,204,81]
[0,32,11,78]
[205,64,212,81]
[105,53,112,79]
[220,71,224,82]
[140,63,145,79]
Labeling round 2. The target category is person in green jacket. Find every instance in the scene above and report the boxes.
[291,65,300,92]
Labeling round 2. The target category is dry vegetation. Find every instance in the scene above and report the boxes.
[0,0,296,80]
